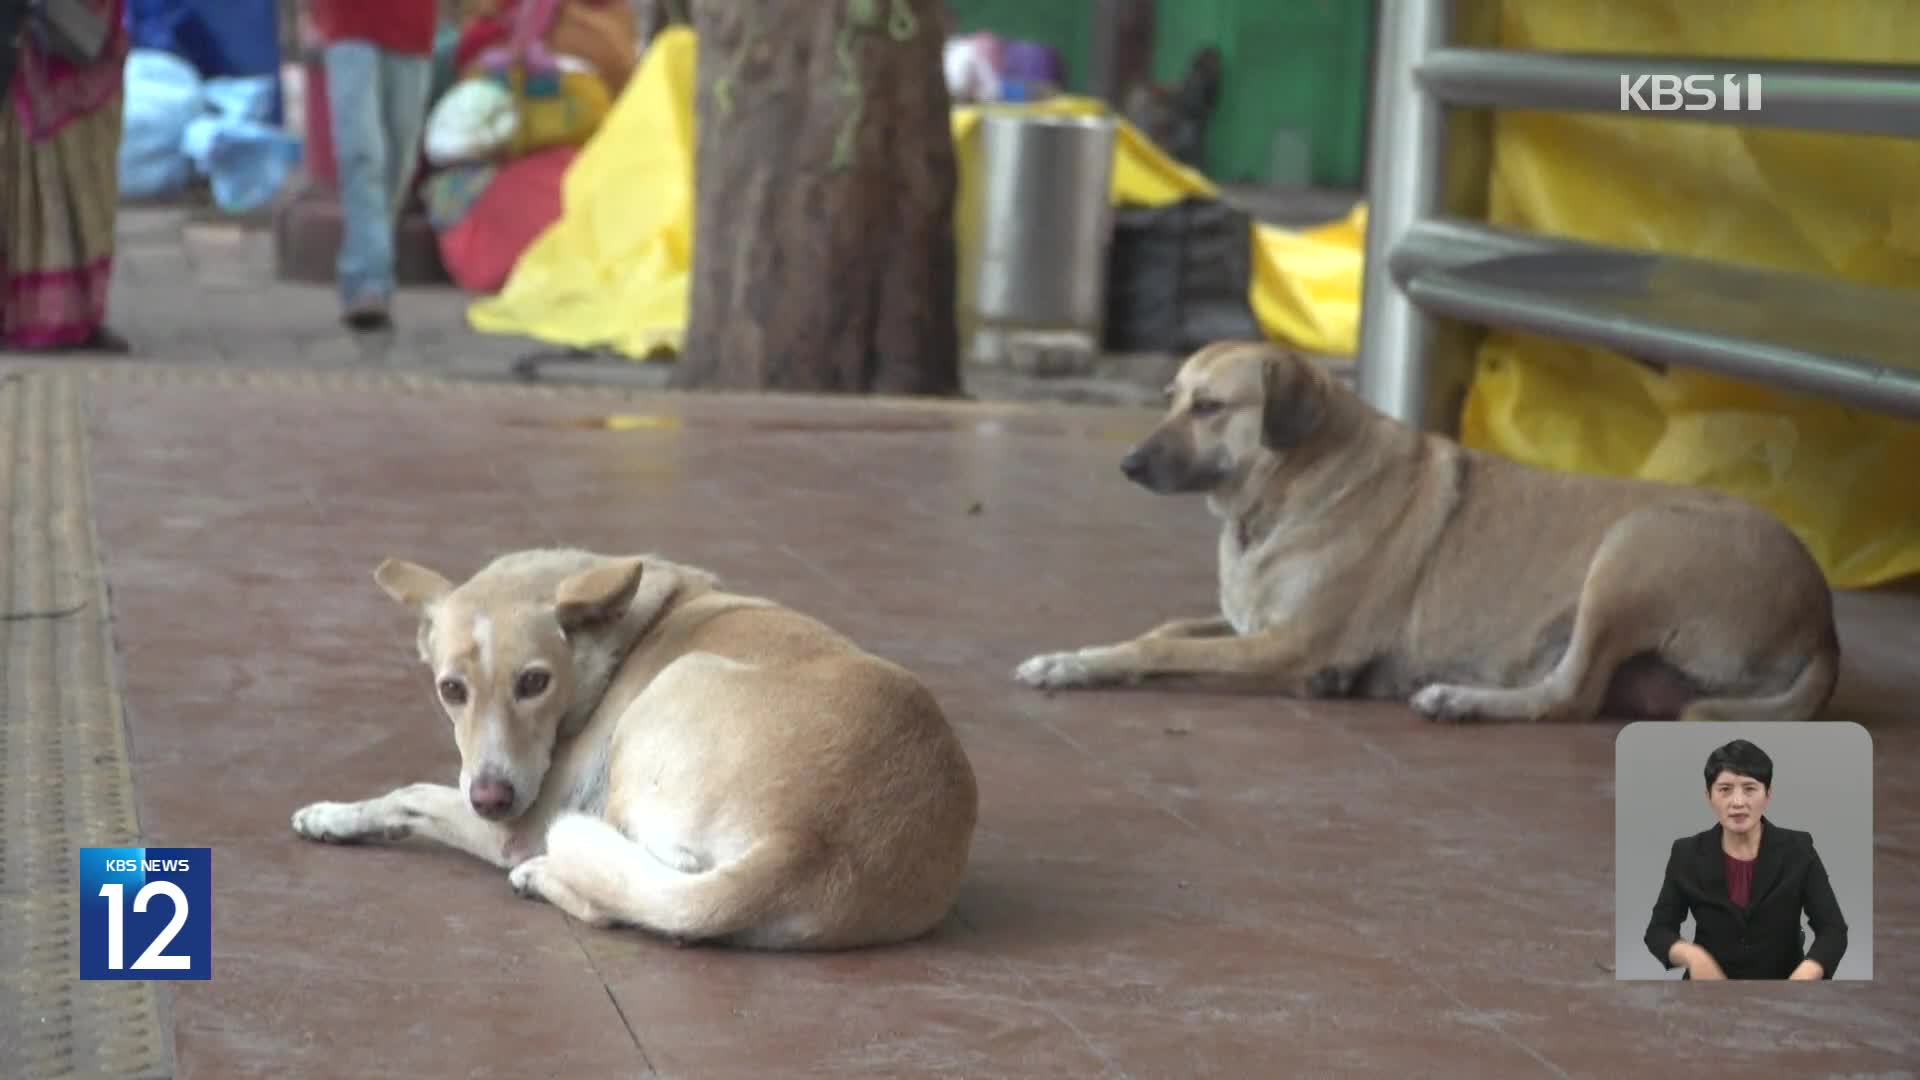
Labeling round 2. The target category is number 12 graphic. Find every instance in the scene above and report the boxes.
[78,847,213,980]
[97,880,194,971]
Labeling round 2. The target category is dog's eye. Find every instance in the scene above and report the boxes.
[437,677,468,707]
[1189,398,1225,417]
[514,669,552,700]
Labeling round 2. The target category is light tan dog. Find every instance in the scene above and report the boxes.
[1015,342,1840,723]
[292,548,979,949]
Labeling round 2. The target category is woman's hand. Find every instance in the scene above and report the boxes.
[1675,943,1727,980]
[1788,959,1825,981]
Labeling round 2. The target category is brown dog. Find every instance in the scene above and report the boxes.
[1014,342,1840,723]
[294,547,979,949]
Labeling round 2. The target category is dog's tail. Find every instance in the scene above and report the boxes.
[1678,641,1840,723]
[541,813,818,945]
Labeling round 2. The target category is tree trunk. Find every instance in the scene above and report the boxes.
[674,0,961,395]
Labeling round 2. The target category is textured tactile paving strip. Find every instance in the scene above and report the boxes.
[0,372,171,1079]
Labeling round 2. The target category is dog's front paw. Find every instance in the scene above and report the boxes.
[292,801,373,844]
[1014,649,1103,690]
[509,856,614,926]
[1410,683,1479,723]
[508,856,552,901]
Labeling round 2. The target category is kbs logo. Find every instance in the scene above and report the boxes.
[1619,73,1763,113]
[78,847,212,980]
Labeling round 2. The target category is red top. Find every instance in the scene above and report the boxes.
[1725,853,1755,907]
[310,0,440,56]
[453,13,513,72]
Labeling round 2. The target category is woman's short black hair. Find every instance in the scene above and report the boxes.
[1704,739,1773,791]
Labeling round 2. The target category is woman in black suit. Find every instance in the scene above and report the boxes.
[1644,739,1849,980]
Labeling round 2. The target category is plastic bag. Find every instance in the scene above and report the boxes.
[117,48,202,198]
[424,77,519,167]
[180,73,301,213]
[1103,197,1263,353]
[485,60,611,158]
[200,73,276,124]
[942,33,1001,104]
[467,0,610,157]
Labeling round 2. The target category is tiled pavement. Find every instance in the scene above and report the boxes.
[58,204,1206,407]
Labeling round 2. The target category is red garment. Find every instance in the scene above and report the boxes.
[309,0,439,56]
[436,146,578,294]
[1725,853,1755,907]
[8,0,130,138]
[453,13,513,73]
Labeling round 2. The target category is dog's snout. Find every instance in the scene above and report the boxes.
[1120,447,1151,482]
[469,776,516,819]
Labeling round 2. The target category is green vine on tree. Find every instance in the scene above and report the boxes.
[711,2,763,118]
[831,0,919,171]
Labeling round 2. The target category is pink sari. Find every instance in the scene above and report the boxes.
[2,0,131,349]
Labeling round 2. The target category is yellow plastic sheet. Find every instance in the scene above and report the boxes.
[467,26,1362,360]
[1458,0,1920,588]
[467,27,699,357]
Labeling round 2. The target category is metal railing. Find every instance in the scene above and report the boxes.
[1354,0,1920,432]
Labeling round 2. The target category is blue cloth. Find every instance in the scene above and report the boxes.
[324,40,432,305]
[118,47,301,211]
[117,48,202,198]
[126,0,282,121]
[181,75,302,213]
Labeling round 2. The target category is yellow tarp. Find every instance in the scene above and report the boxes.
[1457,0,1920,588]
[467,26,699,358]
[466,26,1363,360]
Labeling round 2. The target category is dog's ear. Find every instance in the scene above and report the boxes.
[374,558,454,610]
[555,557,645,632]
[1260,351,1325,450]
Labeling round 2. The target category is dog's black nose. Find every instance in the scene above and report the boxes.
[470,777,516,819]
[1120,448,1150,482]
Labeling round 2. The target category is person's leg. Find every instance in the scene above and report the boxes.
[69,88,129,352]
[323,40,394,328]
[1,103,25,346]
[377,48,435,220]
[0,86,128,352]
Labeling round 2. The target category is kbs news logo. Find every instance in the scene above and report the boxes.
[78,846,213,980]
[1618,73,1763,113]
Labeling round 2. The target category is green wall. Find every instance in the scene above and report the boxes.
[1151,0,1374,188]
[945,0,1375,188]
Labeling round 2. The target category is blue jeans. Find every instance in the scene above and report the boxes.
[323,41,432,305]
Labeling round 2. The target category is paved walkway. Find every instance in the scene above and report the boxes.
[13,204,1211,408]
[4,365,1913,1078]
[94,205,581,382]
